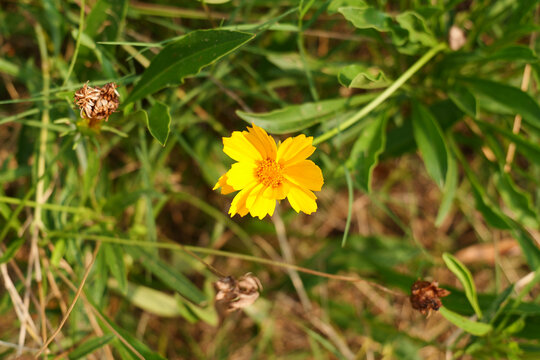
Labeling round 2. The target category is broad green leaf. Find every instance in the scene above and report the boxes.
[435,151,458,226]
[448,86,477,118]
[147,101,171,146]
[395,11,437,47]
[126,246,206,305]
[347,114,387,192]
[109,279,182,317]
[494,172,539,228]
[443,253,483,318]
[461,78,540,131]
[236,93,377,134]
[103,243,128,295]
[68,334,115,360]
[412,102,448,188]
[0,238,24,264]
[338,64,391,89]
[338,6,392,31]
[439,307,492,336]
[125,30,254,104]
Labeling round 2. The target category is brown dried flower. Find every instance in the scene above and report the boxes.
[410,280,450,316]
[74,82,119,127]
[214,273,262,313]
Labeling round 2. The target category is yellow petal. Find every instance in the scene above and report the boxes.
[244,124,277,160]
[276,134,315,166]
[283,160,324,191]
[262,181,290,200]
[287,185,318,214]
[223,131,263,163]
[226,162,257,190]
[213,173,235,195]
[246,184,276,219]
[229,183,257,217]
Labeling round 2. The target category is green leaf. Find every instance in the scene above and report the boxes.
[461,77,540,131]
[92,304,166,360]
[395,11,437,47]
[0,238,24,264]
[109,279,182,317]
[435,151,458,226]
[328,0,367,14]
[125,30,254,104]
[448,86,477,118]
[443,253,483,319]
[338,64,391,89]
[439,307,492,336]
[103,243,128,295]
[483,45,538,62]
[412,102,448,188]
[476,120,540,166]
[494,172,539,228]
[347,114,387,192]
[338,6,392,31]
[147,101,171,146]
[126,246,206,305]
[68,334,115,360]
[236,93,377,134]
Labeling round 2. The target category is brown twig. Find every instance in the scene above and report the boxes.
[35,242,102,357]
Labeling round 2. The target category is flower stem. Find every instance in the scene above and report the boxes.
[313,43,447,146]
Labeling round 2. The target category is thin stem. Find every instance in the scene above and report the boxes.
[313,43,447,145]
[47,232,403,297]
[62,0,86,86]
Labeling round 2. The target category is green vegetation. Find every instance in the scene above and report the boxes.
[1,0,539,359]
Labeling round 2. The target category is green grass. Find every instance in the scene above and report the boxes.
[1,0,540,359]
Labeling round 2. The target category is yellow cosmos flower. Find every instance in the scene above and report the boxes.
[214,124,324,219]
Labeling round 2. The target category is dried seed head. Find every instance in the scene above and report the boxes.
[214,273,262,313]
[410,280,450,316]
[74,82,119,126]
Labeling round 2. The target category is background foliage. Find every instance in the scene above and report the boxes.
[1,0,540,359]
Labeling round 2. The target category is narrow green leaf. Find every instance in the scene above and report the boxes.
[476,120,540,166]
[494,172,539,228]
[341,167,353,248]
[448,86,477,118]
[338,64,391,89]
[483,45,539,62]
[147,101,171,146]
[412,102,448,188]
[236,93,377,134]
[443,253,483,318]
[125,30,254,104]
[461,77,540,131]
[439,307,492,336]
[109,279,182,317]
[435,151,458,226]
[0,238,24,264]
[126,246,206,305]
[104,243,128,295]
[68,334,115,360]
[347,115,387,192]
[92,303,166,360]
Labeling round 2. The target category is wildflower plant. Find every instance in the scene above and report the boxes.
[1,1,540,359]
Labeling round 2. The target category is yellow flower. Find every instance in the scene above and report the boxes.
[214,124,324,219]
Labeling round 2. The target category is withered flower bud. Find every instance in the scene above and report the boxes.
[214,273,262,313]
[74,82,119,127]
[410,280,450,316]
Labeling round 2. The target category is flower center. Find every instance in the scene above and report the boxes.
[256,158,284,188]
